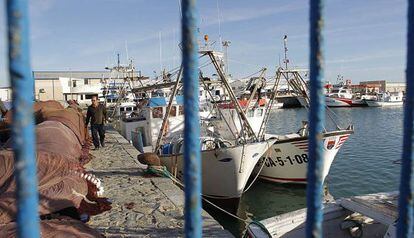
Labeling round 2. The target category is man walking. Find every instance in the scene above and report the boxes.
[86,96,107,150]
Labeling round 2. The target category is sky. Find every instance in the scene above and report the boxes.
[0,0,409,87]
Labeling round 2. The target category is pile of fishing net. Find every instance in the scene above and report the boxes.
[0,100,110,237]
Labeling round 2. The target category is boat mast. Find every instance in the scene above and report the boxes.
[283,35,289,70]
[222,40,231,76]
[206,51,258,141]
[243,68,266,114]
[154,66,183,152]
[283,35,290,91]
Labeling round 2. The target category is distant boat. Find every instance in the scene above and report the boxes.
[365,92,404,107]
[325,85,354,107]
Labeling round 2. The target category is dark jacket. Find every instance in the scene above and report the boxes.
[86,104,107,125]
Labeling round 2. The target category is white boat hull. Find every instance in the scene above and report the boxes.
[298,97,353,107]
[255,131,352,184]
[325,97,352,107]
[159,140,273,199]
[366,100,403,107]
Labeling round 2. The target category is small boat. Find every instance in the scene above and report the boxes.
[365,92,404,107]
[325,86,353,107]
[245,191,398,238]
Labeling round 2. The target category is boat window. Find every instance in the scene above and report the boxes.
[152,107,163,118]
[257,108,264,116]
[120,107,125,112]
[169,106,177,117]
[215,90,220,96]
[247,109,254,117]
[179,105,184,115]
[133,107,137,111]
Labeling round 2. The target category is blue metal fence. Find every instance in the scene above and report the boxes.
[7,0,40,237]
[181,0,202,238]
[305,0,325,237]
[397,0,414,237]
[5,0,414,237]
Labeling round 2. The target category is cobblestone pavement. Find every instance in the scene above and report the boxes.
[85,128,233,237]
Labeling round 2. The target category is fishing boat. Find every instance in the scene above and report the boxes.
[253,66,353,184]
[325,85,354,107]
[256,124,353,184]
[245,191,398,238]
[159,137,273,199]
[151,47,276,207]
[365,92,404,107]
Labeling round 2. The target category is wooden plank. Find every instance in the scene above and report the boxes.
[340,192,398,226]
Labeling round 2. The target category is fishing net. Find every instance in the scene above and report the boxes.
[0,150,87,224]
[0,217,103,238]
[35,121,83,162]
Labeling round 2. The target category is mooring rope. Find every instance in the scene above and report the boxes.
[146,165,249,223]
[146,165,273,237]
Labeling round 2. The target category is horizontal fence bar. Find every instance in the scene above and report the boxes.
[306,0,325,237]
[181,0,202,237]
[397,0,414,237]
[7,0,40,237]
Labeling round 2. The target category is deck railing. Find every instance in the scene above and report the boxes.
[5,0,414,237]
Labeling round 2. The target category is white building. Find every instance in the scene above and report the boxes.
[0,87,12,101]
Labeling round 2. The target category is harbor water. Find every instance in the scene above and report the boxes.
[207,106,404,237]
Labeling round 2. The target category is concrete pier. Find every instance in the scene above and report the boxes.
[85,128,233,237]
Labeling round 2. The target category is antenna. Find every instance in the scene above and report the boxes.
[278,53,281,68]
[222,40,231,75]
[117,53,120,69]
[125,40,129,62]
[283,35,289,70]
[216,0,222,51]
[159,31,163,73]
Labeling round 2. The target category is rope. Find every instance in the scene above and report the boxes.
[146,165,273,237]
[243,146,270,193]
[145,165,251,223]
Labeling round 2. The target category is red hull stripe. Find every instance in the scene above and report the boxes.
[260,175,307,182]
[337,98,353,105]
[292,142,307,145]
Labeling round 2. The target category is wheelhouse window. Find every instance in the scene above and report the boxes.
[152,107,163,118]
[169,106,177,117]
[178,105,184,115]
[247,109,254,117]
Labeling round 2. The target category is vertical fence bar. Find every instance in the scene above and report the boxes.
[397,0,414,237]
[181,0,202,237]
[7,0,40,237]
[306,0,325,237]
